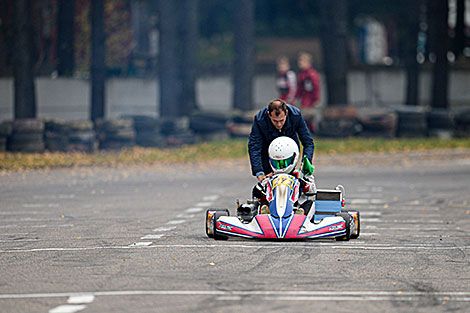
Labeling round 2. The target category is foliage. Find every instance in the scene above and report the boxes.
[1,138,469,172]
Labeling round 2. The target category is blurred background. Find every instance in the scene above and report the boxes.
[0,0,469,152]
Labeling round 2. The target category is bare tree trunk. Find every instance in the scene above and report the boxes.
[429,0,449,109]
[57,0,75,76]
[158,0,181,117]
[404,1,421,106]
[181,0,199,114]
[13,0,36,119]
[90,0,106,122]
[319,0,349,106]
[232,0,255,111]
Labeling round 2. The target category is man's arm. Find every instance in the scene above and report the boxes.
[297,116,314,161]
[248,119,265,178]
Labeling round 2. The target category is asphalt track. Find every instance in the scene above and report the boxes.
[1,149,470,312]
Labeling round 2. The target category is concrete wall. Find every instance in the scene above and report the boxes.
[1,69,469,121]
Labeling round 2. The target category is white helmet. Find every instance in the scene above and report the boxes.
[268,136,299,174]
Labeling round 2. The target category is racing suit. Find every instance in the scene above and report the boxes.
[296,67,321,108]
[276,69,297,103]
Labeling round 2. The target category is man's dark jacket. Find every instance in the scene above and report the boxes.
[248,104,314,177]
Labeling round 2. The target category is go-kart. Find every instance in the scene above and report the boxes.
[205,173,360,241]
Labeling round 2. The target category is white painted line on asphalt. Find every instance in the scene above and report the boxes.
[0,224,74,229]
[49,304,87,313]
[177,214,195,218]
[167,220,186,225]
[141,234,164,240]
[361,218,382,222]
[217,296,243,301]
[195,202,213,207]
[203,195,219,201]
[2,243,470,254]
[67,295,95,304]
[0,211,48,215]
[2,217,64,222]
[262,296,470,301]
[185,208,203,213]
[358,211,382,216]
[0,239,39,243]
[152,226,177,232]
[2,290,470,300]
[129,242,152,247]
[359,233,378,236]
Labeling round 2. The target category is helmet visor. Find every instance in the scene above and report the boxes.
[270,154,296,170]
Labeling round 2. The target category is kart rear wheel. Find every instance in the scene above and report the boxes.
[335,212,351,241]
[213,210,229,241]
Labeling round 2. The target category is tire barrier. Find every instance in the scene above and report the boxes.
[95,118,136,149]
[454,108,470,138]
[122,115,163,147]
[0,121,12,152]
[226,110,257,138]
[8,119,45,153]
[395,106,427,138]
[426,109,455,139]
[45,119,96,152]
[357,109,398,138]
[318,106,362,138]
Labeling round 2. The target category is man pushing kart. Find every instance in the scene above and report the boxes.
[247,99,316,215]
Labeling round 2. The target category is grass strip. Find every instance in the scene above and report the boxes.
[1,138,469,171]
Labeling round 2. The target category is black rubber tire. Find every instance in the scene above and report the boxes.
[335,212,351,241]
[213,210,229,241]
[350,211,360,239]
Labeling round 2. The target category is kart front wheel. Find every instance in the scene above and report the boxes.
[335,212,351,241]
[205,208,229,238]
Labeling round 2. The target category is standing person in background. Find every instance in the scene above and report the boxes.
[275,56,297,104]
[296,52,321,108]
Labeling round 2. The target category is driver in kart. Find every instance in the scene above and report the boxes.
[253,136,317,215]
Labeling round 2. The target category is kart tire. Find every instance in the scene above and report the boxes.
[213,210,229,241]
[350,211,360,239]
[335,212,351,241]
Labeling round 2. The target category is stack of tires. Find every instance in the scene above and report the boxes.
[45,119,96,152]
[226,110,257,138]
[396,106,427,138]
[454,108,470,138]
[318,106,362,137]
[189,111,230,141]
[123,115,162,147]
[44,119,70,152]
[426,109,454,139]
[95,119,136,149]
[161,117,196,146]
[357,108,398,138]
[0,121,12,152]
[67,121,96,152]
[8,119,45,153]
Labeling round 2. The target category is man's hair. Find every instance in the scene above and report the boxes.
[268,99,287,117]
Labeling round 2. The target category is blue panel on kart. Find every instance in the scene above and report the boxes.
[313,200,341,222]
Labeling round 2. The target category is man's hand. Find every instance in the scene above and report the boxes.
[257,172,273,183]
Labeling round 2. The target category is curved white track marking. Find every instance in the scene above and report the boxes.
[67,295,95,304]
[49,304,87,313]
[195,202,212,207]
[203,195,219,201]
[152,226,176,232]
[167,220,186,225]
[177,214,194,218]
[141,234,164,240]
[185,208,203,213]
[129,242,152,247]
